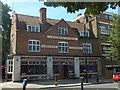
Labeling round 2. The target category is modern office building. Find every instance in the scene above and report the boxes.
[73,12,119,78]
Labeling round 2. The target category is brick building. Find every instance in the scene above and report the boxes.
[73,12,119,78]
[7,8,102,81]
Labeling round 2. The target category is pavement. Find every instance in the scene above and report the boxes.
[0,77,114,89]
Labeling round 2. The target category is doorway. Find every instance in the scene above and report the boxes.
[59,65,69,79]
[63,65,69,78]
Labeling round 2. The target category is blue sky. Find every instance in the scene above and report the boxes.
[1,1,119,21]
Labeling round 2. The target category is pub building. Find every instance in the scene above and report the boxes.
[7,8,102,81]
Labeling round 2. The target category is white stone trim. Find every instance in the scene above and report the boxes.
[106,65,120,67]
[102,54,110,56]
[74,57,80,78]
[47,35,78,40]
[98,21,112,25]
[41,45,58,48]
[101,43,111,46]
[69,46,83,50]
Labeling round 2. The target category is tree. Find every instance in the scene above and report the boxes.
[109,15,120,63]
[44,2,120,15]
[1,2,11,64]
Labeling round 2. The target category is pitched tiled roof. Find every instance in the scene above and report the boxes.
[16,13,88,32]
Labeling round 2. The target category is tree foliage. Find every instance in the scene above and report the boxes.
[109,15,120,63]
[44,2,120,15]
[1,2,11,64]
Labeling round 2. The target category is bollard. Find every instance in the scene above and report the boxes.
[80,77,84,90]
[97,74,99,82]
[23,79,27,90]
[54,76,58,86]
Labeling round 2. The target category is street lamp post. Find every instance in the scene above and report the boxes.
[84,23,88,83]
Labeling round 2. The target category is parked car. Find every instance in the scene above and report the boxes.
[113,72,120,82]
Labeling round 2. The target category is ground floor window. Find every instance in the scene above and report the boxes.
[53,65,59,74]
[69,65,74,73]
[8,60,13,73]
[21,65,28,75]
[80,65,97,73]
[21,61,47,75]
[40,65,47,74]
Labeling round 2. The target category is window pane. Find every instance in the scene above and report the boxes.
[33,46,36,51]
[65,28,68,35]
[59,47,61,52]
[36,27,39,32]
[61,43,64,46]
[59,43,61,46]
[58,27,61,34]
[62,47,64,52]
[37,41,40,45]
[65,43,67,46]
[41,65,47,74]
[37,61,39,64]
[37,46,40,51]
[53,65,59,74]
[97,14,101,18]
[65,47,68,52]
[11,61,13,65]
[32,26,35,32]
[11,66,13,72]
[8,66,10,72]
[29,45,32,51]
[28,26,31,31]
[9,61,11,65]
[62,28,64,34]
[29,41,32,44]
[33,41,35,45]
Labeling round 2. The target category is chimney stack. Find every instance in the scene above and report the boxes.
[39,8,46,24]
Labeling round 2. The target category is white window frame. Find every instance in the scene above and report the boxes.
[8,60,13,73]
[28,40,40,52]
[58,41,68,53]
[58,27,68,35]
[100,26,109,34]
[79,31,89,37]
[83,43,92,54]
[27,25,40,32]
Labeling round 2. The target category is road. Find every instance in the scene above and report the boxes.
[1,82,119,90]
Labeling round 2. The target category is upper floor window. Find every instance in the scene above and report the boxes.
[58,27,68,35]
[58,41,68,53]
[102,45,110,55]
[103,14,108,20]
[28,40,40,52]
[100,34,103,40]
[79,31,89,37]
[105,35,110,40]
[27,25,40,32]
[106,57,112,62]
[83,43,92,54]
[109,15,114,21]
[100,26,109,34]
[97,14,101,18]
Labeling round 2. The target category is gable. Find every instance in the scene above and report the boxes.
[46,19,78,38]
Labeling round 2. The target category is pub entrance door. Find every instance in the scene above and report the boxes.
[59,65,69,79]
